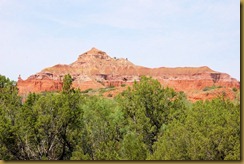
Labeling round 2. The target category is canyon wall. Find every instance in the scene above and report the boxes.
[17,48,240,101]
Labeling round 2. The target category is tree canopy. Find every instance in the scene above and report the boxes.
[0,75,240,160]
[62,74,73,93]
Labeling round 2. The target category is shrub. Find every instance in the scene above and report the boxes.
[108,85,115,89]
[232,87,237,92]
[81,88,93,93]
[203,85,222,92]
[96,80,104,86]
[107,93,113,97]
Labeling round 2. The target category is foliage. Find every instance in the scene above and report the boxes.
[80,88,93,94]
[150,98,240,160]
[62,74,73,93]
[74,96,123,160]
[98,86,115,94]
[107,93,113,97]
[116,76,189,154]
[232,87,237,92]
[96,80,105,86]
[0,75,240,160]
[121,84,126,87]
[0,75,22,160]
[203,85,222,91]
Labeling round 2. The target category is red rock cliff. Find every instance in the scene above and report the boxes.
[17,48,240,101]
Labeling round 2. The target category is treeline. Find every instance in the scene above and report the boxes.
[0,74,240,160]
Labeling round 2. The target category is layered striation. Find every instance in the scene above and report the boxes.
[17,48,240,101]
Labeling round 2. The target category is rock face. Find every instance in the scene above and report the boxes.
[17,47,240,101]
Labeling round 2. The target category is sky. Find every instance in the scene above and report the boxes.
[0,0,240,81]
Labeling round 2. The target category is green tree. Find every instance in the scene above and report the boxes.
[150,98,240,160]
[0,87,84,160]
[116,76,188,155]
[0,74,240,161]
[0,75,22,160]
[62,74,73,93]
[120,131,147,160]
[25,92,40,106]
[20,91,84,160]
[73,96,124,160]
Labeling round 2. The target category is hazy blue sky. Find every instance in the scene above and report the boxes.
[0,0,240,81]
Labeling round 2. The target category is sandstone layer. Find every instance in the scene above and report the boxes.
[17,48,240,101]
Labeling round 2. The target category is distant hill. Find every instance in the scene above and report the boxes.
[17,47,240,101]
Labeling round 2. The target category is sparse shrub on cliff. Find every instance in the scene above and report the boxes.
[96,80,105,86]
[108,85,115,89]
[222,91,227,97]
[81,88,93,93]
[107,93,113,97]
[232,87,237,92]
[203,85,222,91]
[99,86,115,94]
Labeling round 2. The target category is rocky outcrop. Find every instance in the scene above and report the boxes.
[17,47,240,101]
